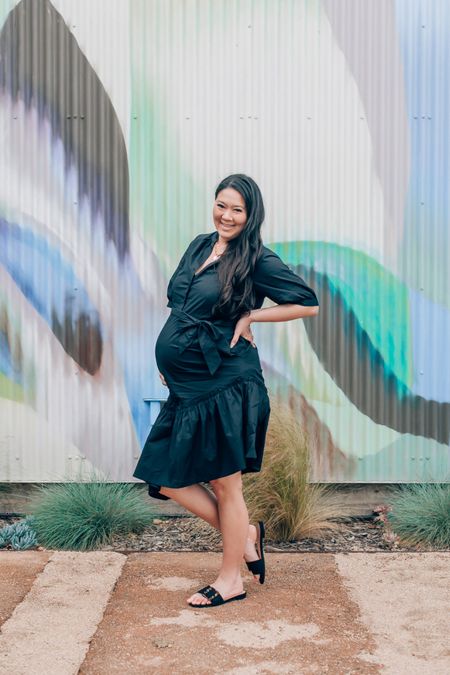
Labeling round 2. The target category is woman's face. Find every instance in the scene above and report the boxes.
[213,188,247,243]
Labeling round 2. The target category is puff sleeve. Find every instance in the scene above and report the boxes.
[252,246,319,306]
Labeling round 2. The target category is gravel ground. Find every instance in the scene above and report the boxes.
[100,516,394,553]
[100,515,450,553]
[1,515,448,553]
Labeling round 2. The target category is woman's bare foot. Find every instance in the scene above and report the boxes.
[187,574,244,606]
[243,523,261,581]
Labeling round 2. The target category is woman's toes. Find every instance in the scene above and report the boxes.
[197,596,210,605]
[187,593,210,606]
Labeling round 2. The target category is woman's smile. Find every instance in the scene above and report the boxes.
[213,187,248,241]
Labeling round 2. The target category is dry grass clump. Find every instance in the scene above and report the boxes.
[243,398,353,542]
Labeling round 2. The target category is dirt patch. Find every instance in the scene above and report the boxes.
[0,551,51,627]
[79,552,381,674]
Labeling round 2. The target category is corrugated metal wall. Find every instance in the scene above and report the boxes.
[0,0,449,484]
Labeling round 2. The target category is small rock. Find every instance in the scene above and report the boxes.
[153,639,172,648]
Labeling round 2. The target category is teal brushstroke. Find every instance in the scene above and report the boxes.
[270,240,412,387]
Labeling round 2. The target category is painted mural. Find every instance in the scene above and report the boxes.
[0,0,448,483]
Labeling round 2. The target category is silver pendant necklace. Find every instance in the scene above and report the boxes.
[212,242,227,260]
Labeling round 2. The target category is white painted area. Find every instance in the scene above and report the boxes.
[335,552,450,674]
[216,619,322,649]
[149,607,219,628]
[224,663,305,675]
[0,267,141,481]
[136,0,386,263]
[0,551,126,675]
[145,575,202,591]
[0,399,102,481]
[150,611,324,649]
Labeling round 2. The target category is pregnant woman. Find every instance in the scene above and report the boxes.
[133,173,319,608]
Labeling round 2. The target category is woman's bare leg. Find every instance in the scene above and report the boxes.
[186,472,248,606]
[159,483,260,578]
[158,483,220,528]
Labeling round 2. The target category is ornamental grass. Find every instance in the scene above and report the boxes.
[386,483,450,548]
[242,398,354,541]
[27,470,155,551]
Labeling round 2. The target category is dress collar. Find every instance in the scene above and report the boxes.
[204,230,219,253]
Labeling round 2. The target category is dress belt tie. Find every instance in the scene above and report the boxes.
[171,308,235,376]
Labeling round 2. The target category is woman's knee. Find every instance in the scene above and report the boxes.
[209,471,243,498]
[158,483,200,498]
[158,484,185,497]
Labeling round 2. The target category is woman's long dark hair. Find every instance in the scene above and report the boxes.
[211,174,265,322]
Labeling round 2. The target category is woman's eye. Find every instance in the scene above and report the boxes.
[216,203,242,212]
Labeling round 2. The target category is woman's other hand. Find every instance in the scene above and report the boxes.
[230,314,256,349]
[159,372,168,387]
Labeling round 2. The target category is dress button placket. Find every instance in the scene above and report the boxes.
[182,271,196,310]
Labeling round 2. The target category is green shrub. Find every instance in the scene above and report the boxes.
[387,483,450,548]
[27,473,155,551]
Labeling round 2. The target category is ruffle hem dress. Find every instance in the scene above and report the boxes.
[132,230,319,500]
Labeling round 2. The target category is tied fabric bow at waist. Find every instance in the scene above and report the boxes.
[171,308,238,375]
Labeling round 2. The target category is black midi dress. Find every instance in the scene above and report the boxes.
[132,230,319,500]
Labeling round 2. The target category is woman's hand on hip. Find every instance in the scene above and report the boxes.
[230,314,256,349]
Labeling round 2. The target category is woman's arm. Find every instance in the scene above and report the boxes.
[230,245,320,348]
[230,303,319,348]
[250,303,319,322]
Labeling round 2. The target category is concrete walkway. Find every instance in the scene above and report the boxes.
[0,551,449,674]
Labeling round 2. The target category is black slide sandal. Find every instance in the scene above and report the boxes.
[188,585,247,607]
[245,520,266,584]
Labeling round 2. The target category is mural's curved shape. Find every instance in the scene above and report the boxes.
[0,218,103,375]
[270,241,449,445]
[0,0,130,260]
[322,0,410,269]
